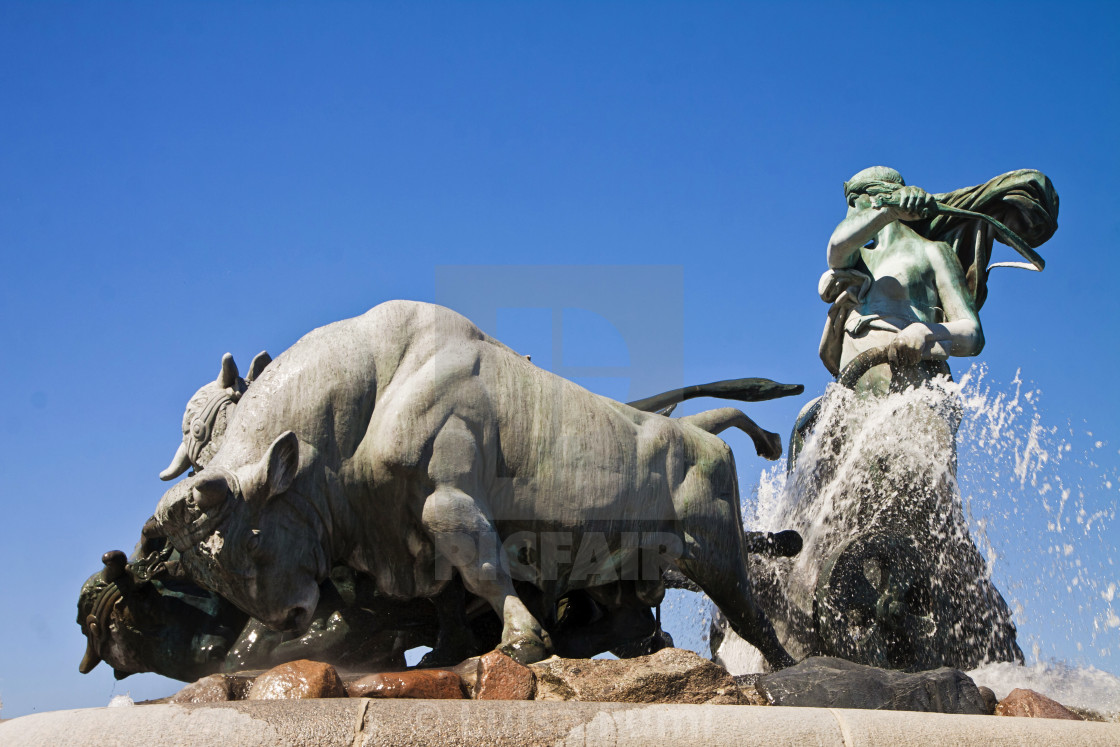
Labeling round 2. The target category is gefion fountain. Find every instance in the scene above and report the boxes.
[5,165,1117,746]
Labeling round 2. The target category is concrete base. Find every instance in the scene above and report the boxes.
[2,699,1117,746]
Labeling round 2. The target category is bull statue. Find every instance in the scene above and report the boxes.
[151,300,798,668]
[84,346,802,680]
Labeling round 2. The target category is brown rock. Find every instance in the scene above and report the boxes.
[346,670,463,699]
[995,688,1084,720]
[447,656,482,698]
[172,673,255,704]
[247,659,347,700]
[475,650,535,700]
[530,647,742,705]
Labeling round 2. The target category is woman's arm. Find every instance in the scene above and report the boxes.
[827,187,937,269]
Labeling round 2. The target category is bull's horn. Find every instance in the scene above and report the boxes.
[159,442,192,481]
[246,351,272,382]
[218,353,240,389]
[78,641,101,674]
[101,550,127,583]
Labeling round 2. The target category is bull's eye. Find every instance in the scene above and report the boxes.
[246,530,262,555]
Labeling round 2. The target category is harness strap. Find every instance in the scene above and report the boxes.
[187,389,239,465]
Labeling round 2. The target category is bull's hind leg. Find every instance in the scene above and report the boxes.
[674,457,795,670]
[679,407,782,461]
[679,539,795,670]
[421,417,550,664]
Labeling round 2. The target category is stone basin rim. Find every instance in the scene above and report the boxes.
[2,699,1118,747]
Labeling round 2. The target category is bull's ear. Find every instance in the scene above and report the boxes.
[246,351,272,383]
[258,431,299,502]
[218,353,240,389]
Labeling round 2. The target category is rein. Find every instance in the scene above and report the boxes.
[870,194,1045,272]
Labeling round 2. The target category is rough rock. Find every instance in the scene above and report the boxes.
[996,688,1085,720]
[475,650,535,700]
[246,659,346,700]
[448,656,482,698]
[171,673,256,703]
[733,674,770,706]
[754,656,988,714]
[530,647,741,705]
[1067,707,1113,722]
[345,669,463,699]
[977,685,998,715]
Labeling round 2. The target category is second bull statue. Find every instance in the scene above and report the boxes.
[151,300,797,668]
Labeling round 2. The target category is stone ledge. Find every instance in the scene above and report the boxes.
[2,699,1118,747]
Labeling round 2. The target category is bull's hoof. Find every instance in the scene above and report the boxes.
[769,530,803,557]
[611,628,674,658]
[498,633,550,665]
[744,530,803,558]
[756,430,783,461]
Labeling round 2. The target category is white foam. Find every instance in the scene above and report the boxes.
[968,660,1120,717]
[107,693,134,708]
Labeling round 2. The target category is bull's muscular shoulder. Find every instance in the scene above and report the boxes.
[359,300,521,374]
[218,301,486,459]
[359,301,498,352]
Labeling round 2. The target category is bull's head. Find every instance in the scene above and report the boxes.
[153,431,328,635]
[160,351,271,481]
[76,546,247,682]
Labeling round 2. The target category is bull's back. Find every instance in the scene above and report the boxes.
[216,301,463,469]
[472,343,718,528]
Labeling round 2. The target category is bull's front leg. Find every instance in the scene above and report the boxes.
[423,486,550,664]
[420,417,551,665]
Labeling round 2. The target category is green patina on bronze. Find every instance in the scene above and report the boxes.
[751,167,1061,673]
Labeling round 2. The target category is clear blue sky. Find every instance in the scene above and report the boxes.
[1,1,1117,717]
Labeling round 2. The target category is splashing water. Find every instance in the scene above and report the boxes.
[953,369,1119,659]
[707,365,1119,709]
[107,693,134,708]
[968,660,1120,720]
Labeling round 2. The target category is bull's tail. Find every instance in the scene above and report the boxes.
[626,377,803,415]
[678,407,782,461]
